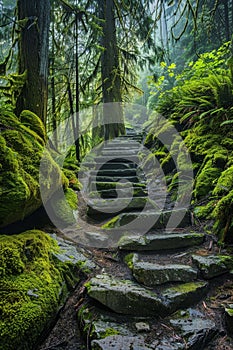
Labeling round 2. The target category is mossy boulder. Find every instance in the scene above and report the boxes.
[0,230,85,350]
[0,107,77,229]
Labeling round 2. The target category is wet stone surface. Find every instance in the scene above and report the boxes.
[192,254,233,279]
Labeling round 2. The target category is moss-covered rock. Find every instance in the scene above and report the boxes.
[0,107,77,229]
[0,230,84,350]
[144,66,233,241]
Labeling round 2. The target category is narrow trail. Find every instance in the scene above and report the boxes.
[39,130,233,350]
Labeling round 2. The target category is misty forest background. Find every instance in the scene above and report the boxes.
[1,1,233,349]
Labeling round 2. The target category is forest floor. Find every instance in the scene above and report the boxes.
[37,198,233,350]
[37,242,233,350]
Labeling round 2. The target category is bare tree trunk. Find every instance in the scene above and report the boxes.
[16,0,50,124]
[98,0,125,140]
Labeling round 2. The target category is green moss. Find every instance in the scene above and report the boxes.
[124,253,134,269]
[50,188,78,227]
[20,110,46,141]
[101,215,120,229]
[100,327,119,338]
[166,281,205,294]
[213,166,233,196]
[194,160,221,199]
[63,168,81,190]
[226,308,233,317]
[0,108,69,228]
[213,189,233,241]
[193,200,217,219]
[0,230,79,350]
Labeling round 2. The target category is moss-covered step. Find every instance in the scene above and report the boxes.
[80,162,137,170]
[87,197,156,217]
[90,182,146,191]
[161,281,208,314]
[89,168,137,177]
[0,230,95,350]
[88,187,148,199]
[92,156,139,164]
[85,274,166,317]
[102,208,191,230]
[89,176,141,184]
[126,254,197,286]
[118,232,204,251]
[77,302,137,344]
[191,254,233,279]
[86,274,208,317]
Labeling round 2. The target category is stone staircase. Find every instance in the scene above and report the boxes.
[76,131,233,349]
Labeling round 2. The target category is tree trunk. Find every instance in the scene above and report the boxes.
[98,0,125,140]
[223,0,230,41]
[16,0,50,124]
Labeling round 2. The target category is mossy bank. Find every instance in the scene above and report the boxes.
[0,230,85,350]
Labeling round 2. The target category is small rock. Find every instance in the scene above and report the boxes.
[135,322,150,332]
[27,289,39,298]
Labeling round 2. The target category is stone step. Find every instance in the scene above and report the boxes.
[127,254,197,286]
[88,187,148,199]
[92,156,139,163]
[78,301,216,350]
[90,182,147,191]
[101,150,139,156]
[86,274,208,317]
[81,162,137,170]
[86,197,155,217]
[119,136,142,141]
[118,232,205,251]
[102,144,140,150]
[191,254,233,279]
[89,175,141,184]
[102,140,140,146]
[102,208,191,230]
[89,169,137,177]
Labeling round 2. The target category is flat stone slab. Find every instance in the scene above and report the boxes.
[93,156,139,163]
[130,254,197,286]
[89,175,140,183]
[88,188,148,199]
[86,274,167,317]
[162,281,208,313]
[81,162,137,170]
[87,197,157,216]
[169,308,217,349]
[102,209,191,230]
[92,335,152,350]
[192,254,233,279]
[118,232,204,251]
[101,150,139,156]
[89,169,137,177]
[90,182,146,191]
[86,274,208,317]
